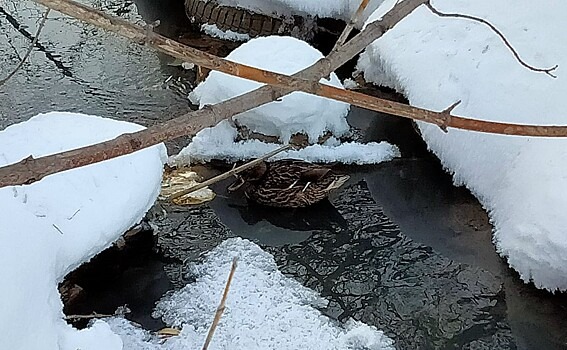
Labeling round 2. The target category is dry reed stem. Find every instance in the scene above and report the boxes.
[201,257,238,350]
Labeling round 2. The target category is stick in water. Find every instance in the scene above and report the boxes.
[201,257,238,350]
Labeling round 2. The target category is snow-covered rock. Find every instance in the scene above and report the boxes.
[357,0,567,290]
[190,36,350,144]
[0,112,166,349]
[183,36,399,165]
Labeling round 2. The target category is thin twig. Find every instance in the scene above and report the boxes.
[64,312,113,320]
[202,257,238,350]
[169,144,291,201]
[332,0,371,51]
[52,223,64,234]
[425,1,558,78]
[0,9,50,86]
[438,100,461,132]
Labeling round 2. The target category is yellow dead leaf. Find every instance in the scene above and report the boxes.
[160,167,215,205]
[157,327,180,337]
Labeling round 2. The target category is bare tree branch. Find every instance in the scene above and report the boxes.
[0,9,50,86]
[29,0,412,101]
[332,0,370,51]
[426,1,558,78]
[64,312,113,320]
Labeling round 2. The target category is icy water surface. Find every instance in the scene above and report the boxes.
[1,0,566,349]
[0,0,192,129]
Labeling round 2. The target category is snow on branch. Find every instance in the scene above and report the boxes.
[425,1,558,78]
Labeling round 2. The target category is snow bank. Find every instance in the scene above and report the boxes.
[184,36,399,164]
[0,112,166,349]
[108,238,395,350]
[357,0,567,290]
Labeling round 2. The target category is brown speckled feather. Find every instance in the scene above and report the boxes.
[231,159,349,208]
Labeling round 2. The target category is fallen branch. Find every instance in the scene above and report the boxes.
[169,144,291,201]
[425,1,558,78]
[202,257,238,350]
[0,9,50,86]
[31,0,413,104]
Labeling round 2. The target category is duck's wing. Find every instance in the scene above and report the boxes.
[300,167,331,182]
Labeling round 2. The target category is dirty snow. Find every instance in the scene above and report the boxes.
[0,112,166,349]
[201,23,250,42]
[107,238,396,350]
[185,36,399,164]
[357,0,567,290]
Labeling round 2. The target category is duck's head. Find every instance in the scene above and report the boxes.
[227,161,268,192]
[240,161,268,181]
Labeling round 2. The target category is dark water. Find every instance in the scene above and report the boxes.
[1,0,566,349]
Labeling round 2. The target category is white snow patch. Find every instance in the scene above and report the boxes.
[357,0,567,290]
[342,78,359,90]
[201,23,250,42]
[0,112,166,349]
[172,120,399,165]
[108,238,395,350]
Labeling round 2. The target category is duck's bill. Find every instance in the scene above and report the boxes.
[227,176,246,192]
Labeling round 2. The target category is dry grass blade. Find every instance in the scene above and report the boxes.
[64,312,113,320]
[168,144,291,201]
[202,257,238,350]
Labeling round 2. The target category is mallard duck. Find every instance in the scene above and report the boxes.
[228,159,350,208]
